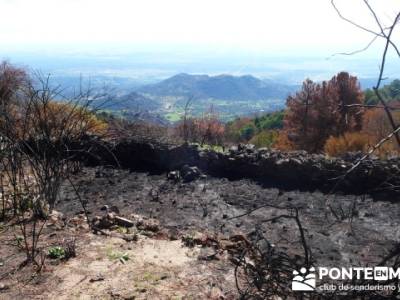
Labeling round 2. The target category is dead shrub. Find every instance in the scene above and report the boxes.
[324,132,369,157]
[361,108,400,157]
[175,106,224,146]
[273,130,295,151]
[0,61,109,267]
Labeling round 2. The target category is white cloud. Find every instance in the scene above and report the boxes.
[0,0,399,55]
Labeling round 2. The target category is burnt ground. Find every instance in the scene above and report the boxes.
[1,166,400,299]
[60,167,400,268]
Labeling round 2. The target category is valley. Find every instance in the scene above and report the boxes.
[100,73,296,123]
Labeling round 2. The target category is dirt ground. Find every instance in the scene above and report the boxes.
[1,166,400,299]
[0,223,237,299]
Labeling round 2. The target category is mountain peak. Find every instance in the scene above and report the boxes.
[138,73,296,101]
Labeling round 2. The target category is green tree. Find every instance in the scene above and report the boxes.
[240,123,256,140]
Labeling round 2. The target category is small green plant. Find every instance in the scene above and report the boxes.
[116,226,128,234]
[48,246,66,259]
[106,247,130,263]
[120,253,130,263]
[14,235,24,248]
[181,233,197,248]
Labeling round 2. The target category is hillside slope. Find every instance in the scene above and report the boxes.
[137,73,296,100]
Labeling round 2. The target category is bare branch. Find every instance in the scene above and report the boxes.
[331,0,383,37]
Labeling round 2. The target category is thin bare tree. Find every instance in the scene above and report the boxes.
[331,0,400,147]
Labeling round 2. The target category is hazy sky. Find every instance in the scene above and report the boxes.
[0,0,399,56]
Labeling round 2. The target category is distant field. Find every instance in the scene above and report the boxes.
[104,95,286,124]
[165,111,182,122]
[169,98,285,122]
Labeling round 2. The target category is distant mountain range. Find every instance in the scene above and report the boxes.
[103,73,299,123]
[137,73,298,101]
[51,72,383,124]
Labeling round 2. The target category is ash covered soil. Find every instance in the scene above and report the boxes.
[60,166,400,268]
[2,166,400,299]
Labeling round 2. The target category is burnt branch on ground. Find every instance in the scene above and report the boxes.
[230,203,312,299]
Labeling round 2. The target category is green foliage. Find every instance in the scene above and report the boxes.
[387,79,400,98]
[239,124,256,140]
[116,226,129,234]
[249,130,279,148]
[225,112,284,146]
[364,79,400,105]
[254,111,284,130]
[48,246,66,259]
[106,247,130,262]
[120,253,130,262]
[181,233,197,248]
[14,235,24,248]
[364,88,378,105]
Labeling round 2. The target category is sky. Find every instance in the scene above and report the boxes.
[0,0,399,84]
[0,0,399,56]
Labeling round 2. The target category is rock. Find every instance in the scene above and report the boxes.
[137,219,159,232]
[95,139,400,198]
[47,210,64,227]
[141,231,155,237]
[148,189,159,202]
[219,240,236,251]
[130,213,144,223]
[122,233,138,242]
[181,165,201,182]
[49,210,63,221]
[100,205,119,214]
[168,227,180,240]
[364,212,375,217]
[245,144,255,152]
[70,214,89,226]
[236,143,255,152]
[181,232,217,248]
[229,145,238,153]
[107,212,116,219]
[0,283,9,290]
[198,248,218,261]
[100,205,109,211]
[167,170,180,182]
[91,215,113,229]
[89,274,105,282]
[78,223,90,230]
[318,230,330,237]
